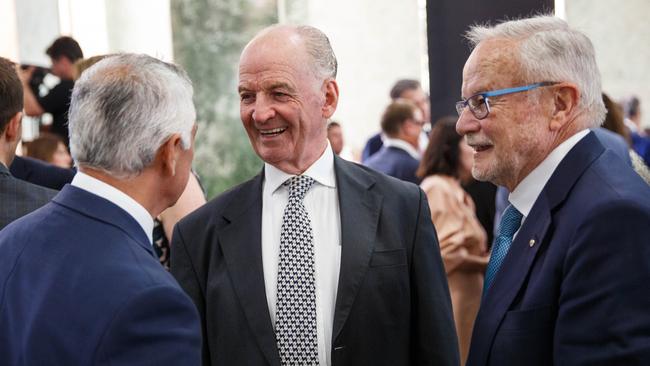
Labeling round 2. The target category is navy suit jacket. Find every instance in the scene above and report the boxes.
[0,185,201,365]
[365,145,421,184]
[9,155,75,190]
[0,163,56,230]
[467,132,650,365]
[361,132,383,162]
[171,156,459,366]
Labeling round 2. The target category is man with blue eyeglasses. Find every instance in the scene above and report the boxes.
[455,15,650,366]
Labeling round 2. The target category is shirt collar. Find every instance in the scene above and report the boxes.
[383,136,421,160]
[509,129,590,217]
[264,142,337,195]
[71,171,154,244]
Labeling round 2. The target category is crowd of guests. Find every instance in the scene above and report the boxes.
[1,14,650,366]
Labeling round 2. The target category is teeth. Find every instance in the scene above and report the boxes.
[260,127,286,135]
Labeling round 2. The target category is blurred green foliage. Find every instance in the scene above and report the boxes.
[170,0,278,199]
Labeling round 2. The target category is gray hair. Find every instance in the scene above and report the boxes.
[68,54,195,178]
[258,24,338,79]
[466,15,606,127]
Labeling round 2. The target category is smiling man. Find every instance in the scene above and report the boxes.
[171,25,458,366]
[455,15,650,365]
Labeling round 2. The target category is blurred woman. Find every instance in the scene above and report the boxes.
[417,116,488,364]
[25,132,72,168]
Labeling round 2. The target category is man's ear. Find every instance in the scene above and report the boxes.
[157,133,183,177]
[549,83,580,131]
[4,112,23,142]
[322,79,339,119]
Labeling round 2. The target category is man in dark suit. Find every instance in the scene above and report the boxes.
[9,155,75,190]
[455,15,650,365]
[365,99,425,184]
[0,57,56,230]
[171,25,458,366]
[0,54,201,364]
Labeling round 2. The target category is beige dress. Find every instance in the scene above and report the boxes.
[421,175,488,365]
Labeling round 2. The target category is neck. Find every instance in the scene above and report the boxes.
[79,167,166,218]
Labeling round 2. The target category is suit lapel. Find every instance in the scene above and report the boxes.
[218,172,281,366]
[468,132,605,365]
[332,157,383,342]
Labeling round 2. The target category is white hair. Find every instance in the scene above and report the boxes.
[68,54,195,178]
[466,15,606,127]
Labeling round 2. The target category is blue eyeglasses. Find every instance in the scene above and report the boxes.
[455,81,558,120]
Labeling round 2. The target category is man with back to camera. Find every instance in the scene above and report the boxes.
[18,36,83,147]
[454,15,650,365]
[0,54,201,364]
[0,57,56,230]
[171,24,459,366]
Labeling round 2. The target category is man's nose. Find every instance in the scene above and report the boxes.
[456,110,480,136]
[252,95,276,123]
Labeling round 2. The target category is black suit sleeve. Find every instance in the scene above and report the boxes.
[411,188,460,365]
[171,224,212,366]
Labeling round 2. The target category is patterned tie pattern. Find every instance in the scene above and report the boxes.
[275,175,319,366]
[484,204,523,293]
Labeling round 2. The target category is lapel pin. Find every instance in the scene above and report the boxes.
[529,239,535,247]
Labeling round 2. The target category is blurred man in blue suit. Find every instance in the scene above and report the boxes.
[0,54,201,365]
[456,15,650,365]
[0,57,56,230]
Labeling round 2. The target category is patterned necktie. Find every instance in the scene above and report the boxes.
[484,204,523,293]
[275,175,319,366]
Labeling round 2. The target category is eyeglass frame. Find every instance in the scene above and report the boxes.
[455,81,559,120]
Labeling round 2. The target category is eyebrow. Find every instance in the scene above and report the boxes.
[266,82,295,93]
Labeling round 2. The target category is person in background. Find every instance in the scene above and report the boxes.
[0,57,56,230]
[456,15,650,365]
[25,132,72,168]
[365,99,425,184]
[361,79,430,162]
[0,54,201,364]
[18,36,83,147]
[326,120,344,155]
[417,116,488,365]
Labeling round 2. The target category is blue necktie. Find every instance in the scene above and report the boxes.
[484,204,523,293]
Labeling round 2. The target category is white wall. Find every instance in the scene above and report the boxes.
[301,0,426,155]
[565,0,650,128]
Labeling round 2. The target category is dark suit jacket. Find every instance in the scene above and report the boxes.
[467,132,650,366]
[0,162,56,230]
[364,145,421,184]
[171,156,459,366]
[361,132,383,162]
[9,155,75,190]
[0,185,201,365]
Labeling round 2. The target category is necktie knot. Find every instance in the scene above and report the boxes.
[497,204,523,239]
[285,175,315,201]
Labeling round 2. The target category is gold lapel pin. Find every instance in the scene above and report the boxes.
[529,239,535,247]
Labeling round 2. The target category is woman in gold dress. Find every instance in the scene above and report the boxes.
[417,116,488,364]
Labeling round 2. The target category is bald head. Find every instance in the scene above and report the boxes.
[242,25,337,80]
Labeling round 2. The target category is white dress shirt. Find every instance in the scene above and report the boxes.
[509,129,590,233]
[262,143,341,366]
[383,136,421,160]
[71,171,154,244]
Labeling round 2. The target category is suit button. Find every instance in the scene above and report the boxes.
[529,239,535,247]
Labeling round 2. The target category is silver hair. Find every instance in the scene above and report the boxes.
[465,15,606,127]
[68,54,195,178]
[258,24,338,79]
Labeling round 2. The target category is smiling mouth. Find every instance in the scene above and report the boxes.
[471,144,493,152]
[259,127,287,137]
